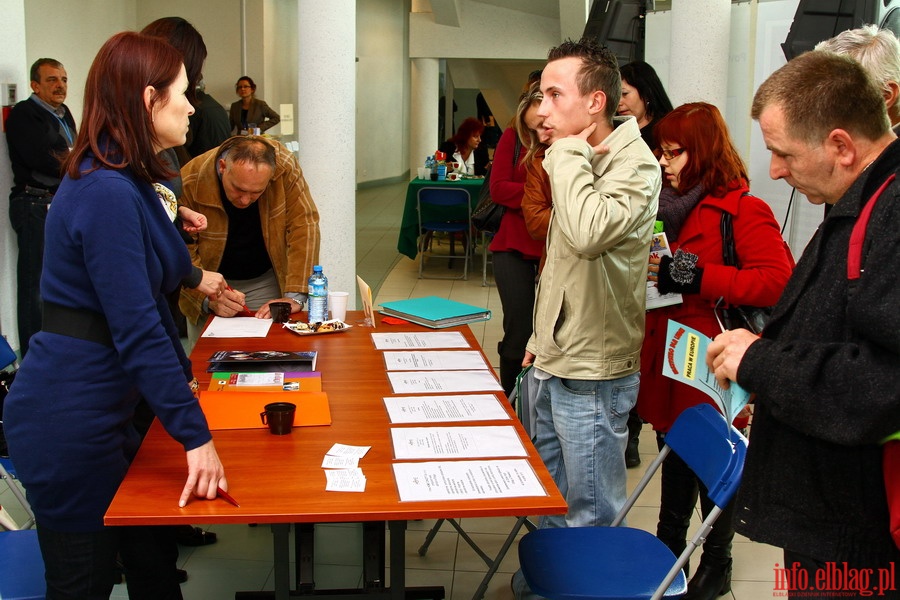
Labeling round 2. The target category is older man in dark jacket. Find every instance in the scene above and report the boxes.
[708,51,900,598]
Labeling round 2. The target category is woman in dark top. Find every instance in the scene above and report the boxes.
[229,75,281,134]
[4,32,228,599]
[617,61,674,151]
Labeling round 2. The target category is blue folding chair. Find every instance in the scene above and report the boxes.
[518,403,747,600]
[416,187,473,280]
[0,528,45,599]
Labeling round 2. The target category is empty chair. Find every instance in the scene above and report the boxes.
[0,528,44,599]
[518,403,747,600]
[0,458,44,600]
[416,187,473,280]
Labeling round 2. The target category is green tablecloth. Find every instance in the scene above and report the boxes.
[397,177,485,260]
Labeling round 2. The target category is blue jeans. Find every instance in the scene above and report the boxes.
[513,372,639,600]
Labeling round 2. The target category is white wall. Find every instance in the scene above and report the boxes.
[135,0,244,129]
[646,0,811,257]
[23,1,137,128]
[356,0,409,183]
[0,0,27,346]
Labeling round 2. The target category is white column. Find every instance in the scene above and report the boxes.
[0,0,27,349]
[410,58,440,179]
[667,0,731,110]
[298,0,356,307]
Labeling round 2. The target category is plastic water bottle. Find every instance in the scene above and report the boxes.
[424,155,435,180]
[307,265,328,324]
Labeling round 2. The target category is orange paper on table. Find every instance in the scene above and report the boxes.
[199,390,332,430]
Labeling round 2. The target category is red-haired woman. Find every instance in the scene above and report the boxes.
[439,117,488,175]
[638,102,793,600]
[3,32,227,599]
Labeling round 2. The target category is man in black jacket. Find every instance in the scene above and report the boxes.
[6,58,76,357]
[708,51,900,599]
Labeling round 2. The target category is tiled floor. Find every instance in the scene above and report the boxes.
[0,181,784,599]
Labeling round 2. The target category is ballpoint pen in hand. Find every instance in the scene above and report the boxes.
[225,286,253,317]
[216,486,240,507]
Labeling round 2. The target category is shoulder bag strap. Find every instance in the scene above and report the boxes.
[848,173,895,281]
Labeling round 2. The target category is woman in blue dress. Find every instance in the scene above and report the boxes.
[4,31,228,600]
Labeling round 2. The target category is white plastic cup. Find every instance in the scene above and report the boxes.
[417,167,427,179]
[328,291,349,322]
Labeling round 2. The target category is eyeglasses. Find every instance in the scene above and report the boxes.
[236,85,252,89]
[660,147,686,160]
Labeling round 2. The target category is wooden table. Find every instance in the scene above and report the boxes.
[105,312,565,600]
[397,177,485,260]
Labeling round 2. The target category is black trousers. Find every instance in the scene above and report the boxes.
[36,523,183,600]
[9,191,52,357]
[492,250,539,398]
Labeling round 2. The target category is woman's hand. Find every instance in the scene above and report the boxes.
[648,254,661,283]
[178,206,208,234]
[179,439,227,507]
[196,270,227,300]
[209,287,249,317]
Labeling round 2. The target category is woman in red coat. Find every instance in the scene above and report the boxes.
[638,102,793,600]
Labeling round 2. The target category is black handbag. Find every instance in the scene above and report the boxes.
[472,139,521,233]
[715,204,773,334]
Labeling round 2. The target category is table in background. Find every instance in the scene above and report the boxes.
[105,311,565,600]
[397,177,485,260]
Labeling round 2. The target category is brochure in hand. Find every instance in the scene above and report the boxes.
[661,319,750,426]
[646,231,683,310]
[206,350,317,373]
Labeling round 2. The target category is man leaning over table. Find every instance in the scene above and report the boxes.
[179,135,320,348]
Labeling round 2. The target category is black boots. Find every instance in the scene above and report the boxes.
[655,443,698,574]
[625,409,642,468]
[682,555,732,599]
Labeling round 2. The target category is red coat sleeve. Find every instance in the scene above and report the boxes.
[488,128,526,208]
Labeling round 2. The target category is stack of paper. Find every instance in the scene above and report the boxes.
[208,371,322,392]
[379,297,491,329]
[323,443,371,492]
[206,350,317,373]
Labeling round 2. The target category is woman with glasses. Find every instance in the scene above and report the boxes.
[230,75,280,135]
[638,102,793,600]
